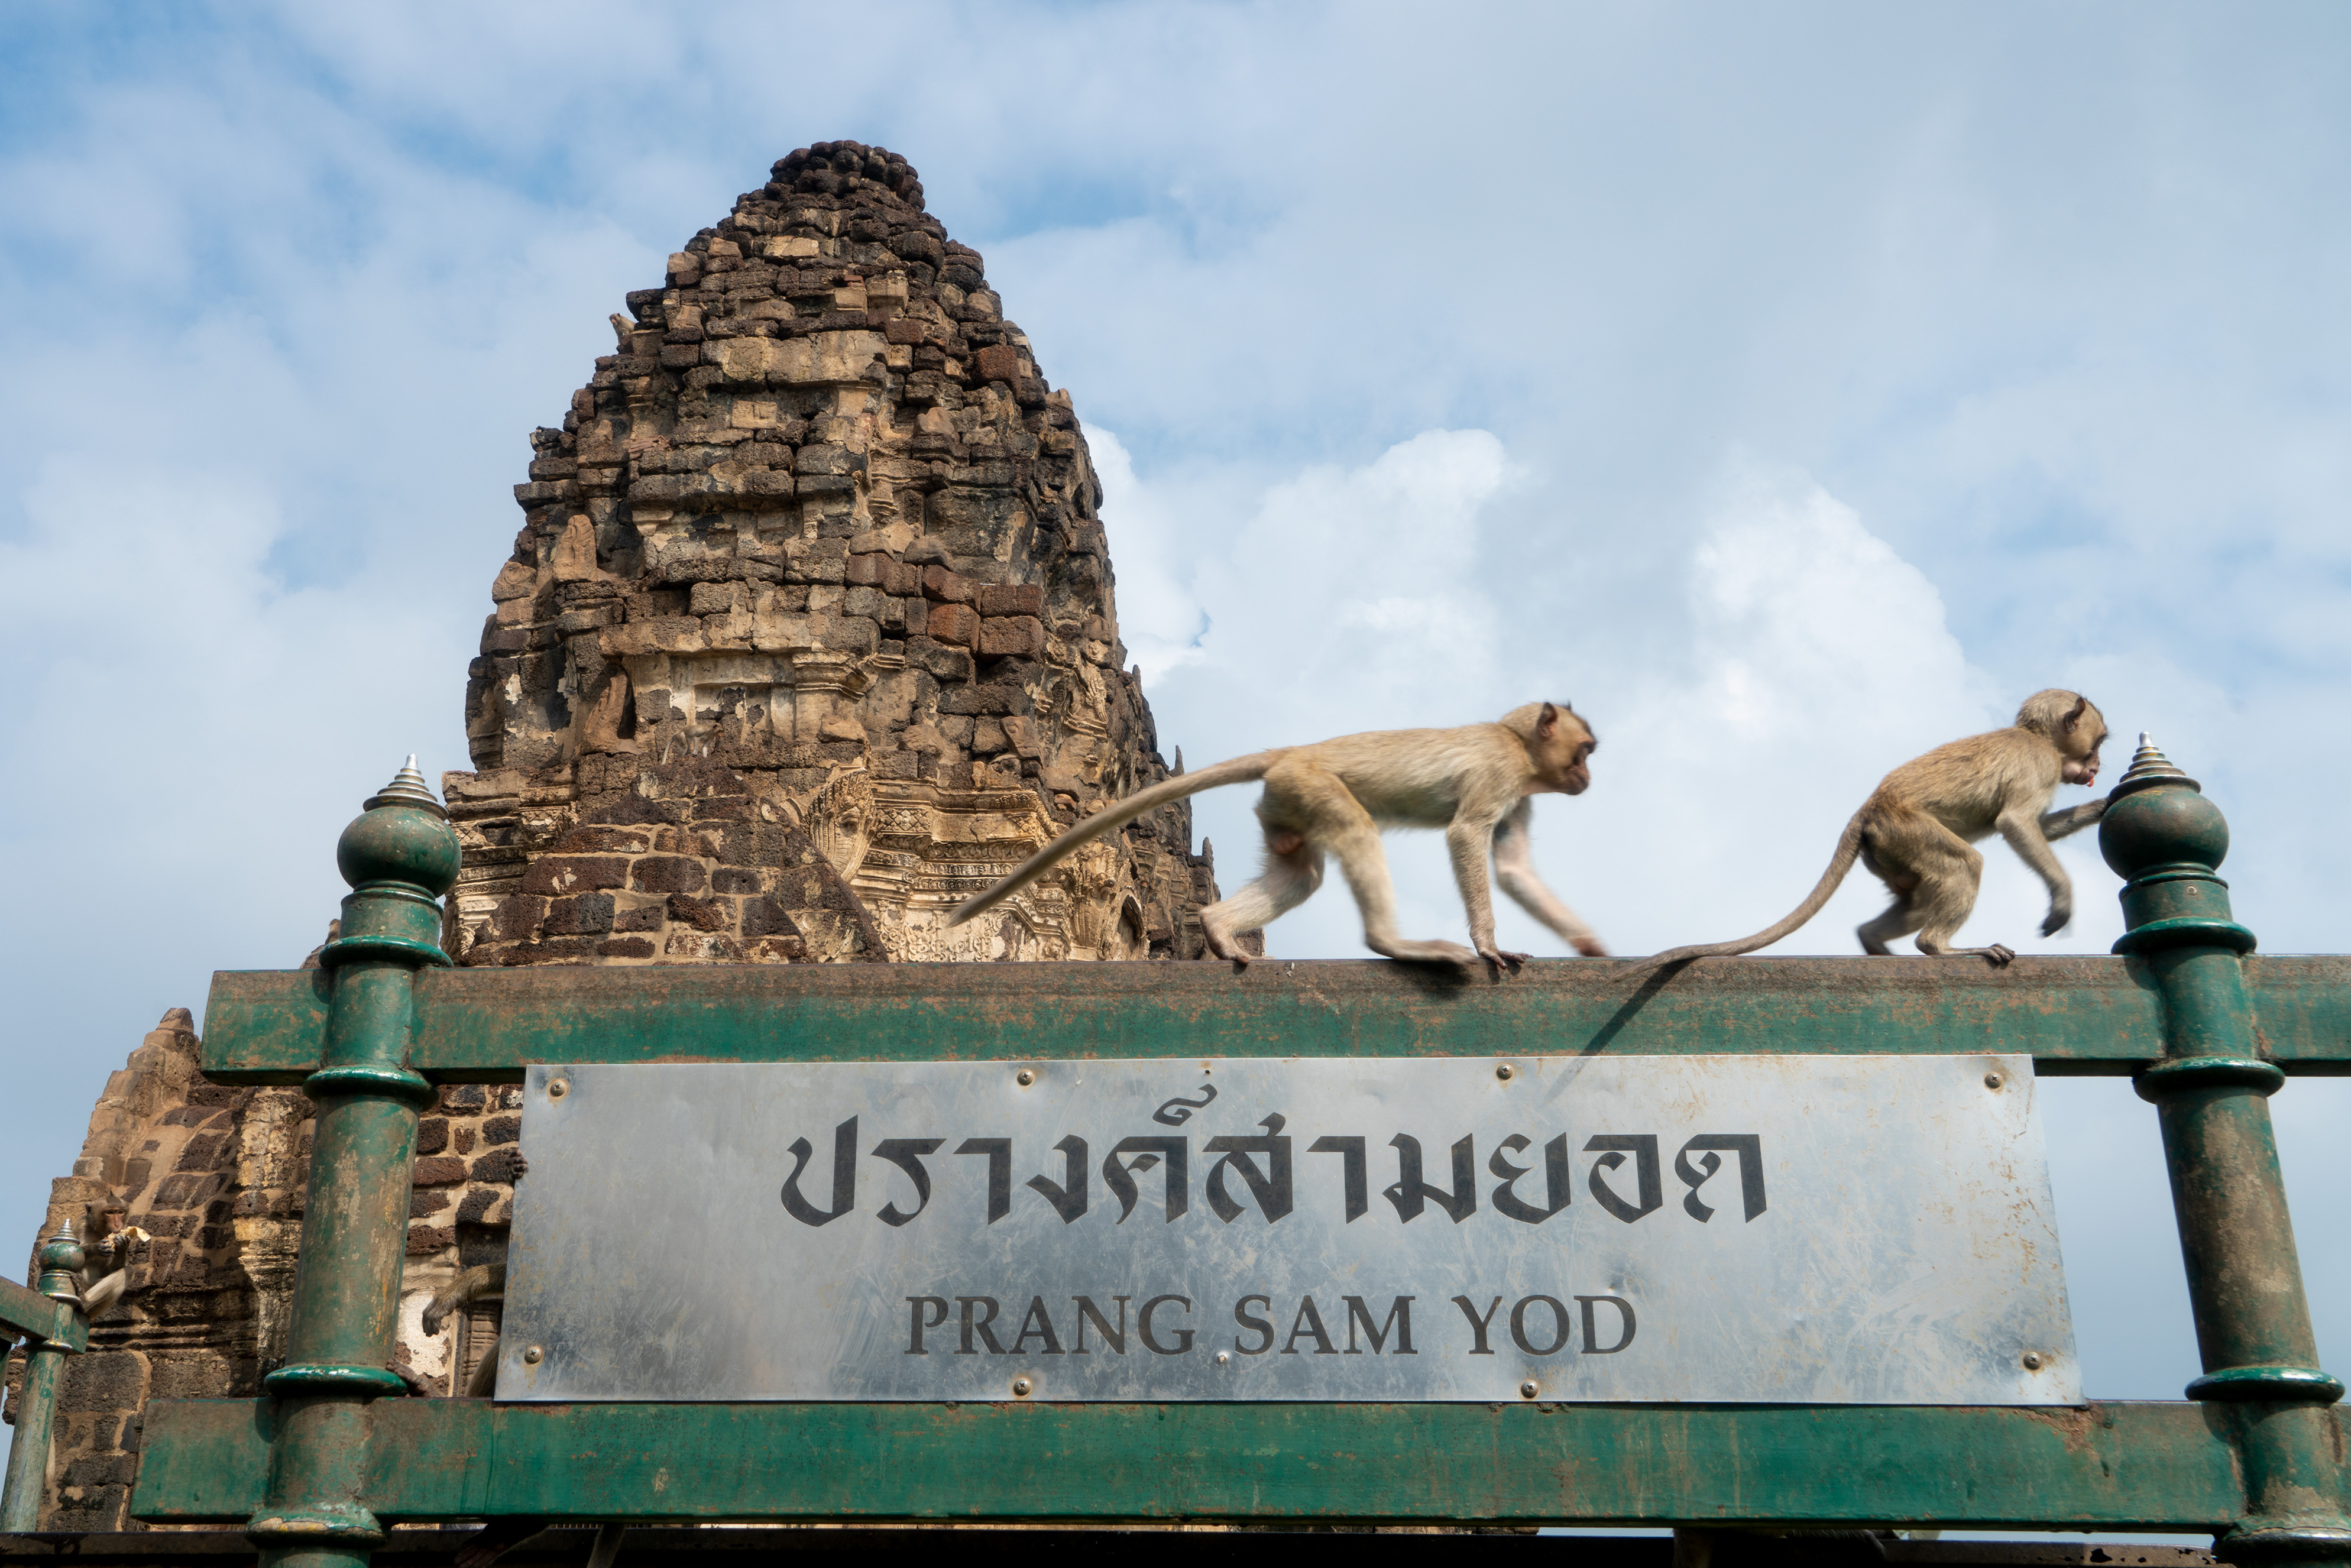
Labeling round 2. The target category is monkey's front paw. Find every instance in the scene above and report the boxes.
[1985,944,2017,966]
[1479,948,1532,973]
[2040,908,2071,938]
[509,1152,529,1180]
[1573,936,1610,958]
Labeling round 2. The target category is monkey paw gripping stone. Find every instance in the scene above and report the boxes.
[445,141,1228,967]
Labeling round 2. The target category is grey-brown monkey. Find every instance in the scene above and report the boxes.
[950,702,1605,969]
[1641,689,2110,970]
[422,1262,506,1398]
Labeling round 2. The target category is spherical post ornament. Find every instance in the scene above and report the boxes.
[322,754,461,975]
[36,1220,85,1305]
[2099,734,2255,958]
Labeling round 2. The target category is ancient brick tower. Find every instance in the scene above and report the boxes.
[446,141,1222,966]
[5,144,1228,1531]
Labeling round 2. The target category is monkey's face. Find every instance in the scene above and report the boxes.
[2059,705,2109,786]
[2061,740,2105,786]
[1547,726,1597,795]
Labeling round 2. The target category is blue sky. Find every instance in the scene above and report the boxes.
[3,1,2349,1470]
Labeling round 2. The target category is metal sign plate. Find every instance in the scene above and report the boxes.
[500,1054,2076,1404]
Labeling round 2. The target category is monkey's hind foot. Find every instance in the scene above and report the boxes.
[1201,923,1255,967]
[1916,941,2016,966]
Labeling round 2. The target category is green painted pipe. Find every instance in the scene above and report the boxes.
[244,762,456,1568]
[2104,740,2351,1565]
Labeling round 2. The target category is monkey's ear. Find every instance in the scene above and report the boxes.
[2064,695,2088,733]
[1537,701,1559,739]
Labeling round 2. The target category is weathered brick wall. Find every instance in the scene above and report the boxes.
[448,140,1230,968]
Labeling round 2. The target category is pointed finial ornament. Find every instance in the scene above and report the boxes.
[2113,733,2197,799]
[364,754,446,818]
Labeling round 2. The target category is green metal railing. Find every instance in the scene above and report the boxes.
[1,1226,89,1530]
[80,751,2351,1564]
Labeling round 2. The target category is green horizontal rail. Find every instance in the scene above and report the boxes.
[133,1398,2266,1530]
[0,1276,82,1352]
[199,955,2351,1083]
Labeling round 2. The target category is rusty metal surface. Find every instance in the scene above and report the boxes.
[500,1054,2075,1404]
[197,955,2351,1086]
[131,1395,2255,1528]
[0,1527,2229,1564]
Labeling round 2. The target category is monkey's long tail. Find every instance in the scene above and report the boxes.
[1630,811,1869,976]
[947,753,1281,928]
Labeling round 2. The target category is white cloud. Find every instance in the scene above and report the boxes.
[0,459,468,1009]
[1087,429,1210,682]
[1688,464,1994,744]
[1186,429,1518,722]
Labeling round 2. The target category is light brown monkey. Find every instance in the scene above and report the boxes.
[75,1201,149,1319]
[950,702,1606,969]
[1641,689,2110,970]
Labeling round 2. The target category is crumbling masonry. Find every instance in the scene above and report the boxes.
[448,141,1223,967]
[5,142,1228,1531]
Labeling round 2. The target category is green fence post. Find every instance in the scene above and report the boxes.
[2103,737,2351,1564]
[244,760,458,1568]
[1,1223,86,1532]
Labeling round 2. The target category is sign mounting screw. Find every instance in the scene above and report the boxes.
[523,1346,544,1365]
[548,1078,568,1099]
[1015,1068,1035,1087]
[1984,1071,2004,1090]
[2021,1352,2044,1371]
[1011,1376,1033,1397]
[1519,1381,1539,1399]
[1215,1351,1230,1366]
[1495,1064,1515,1081]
